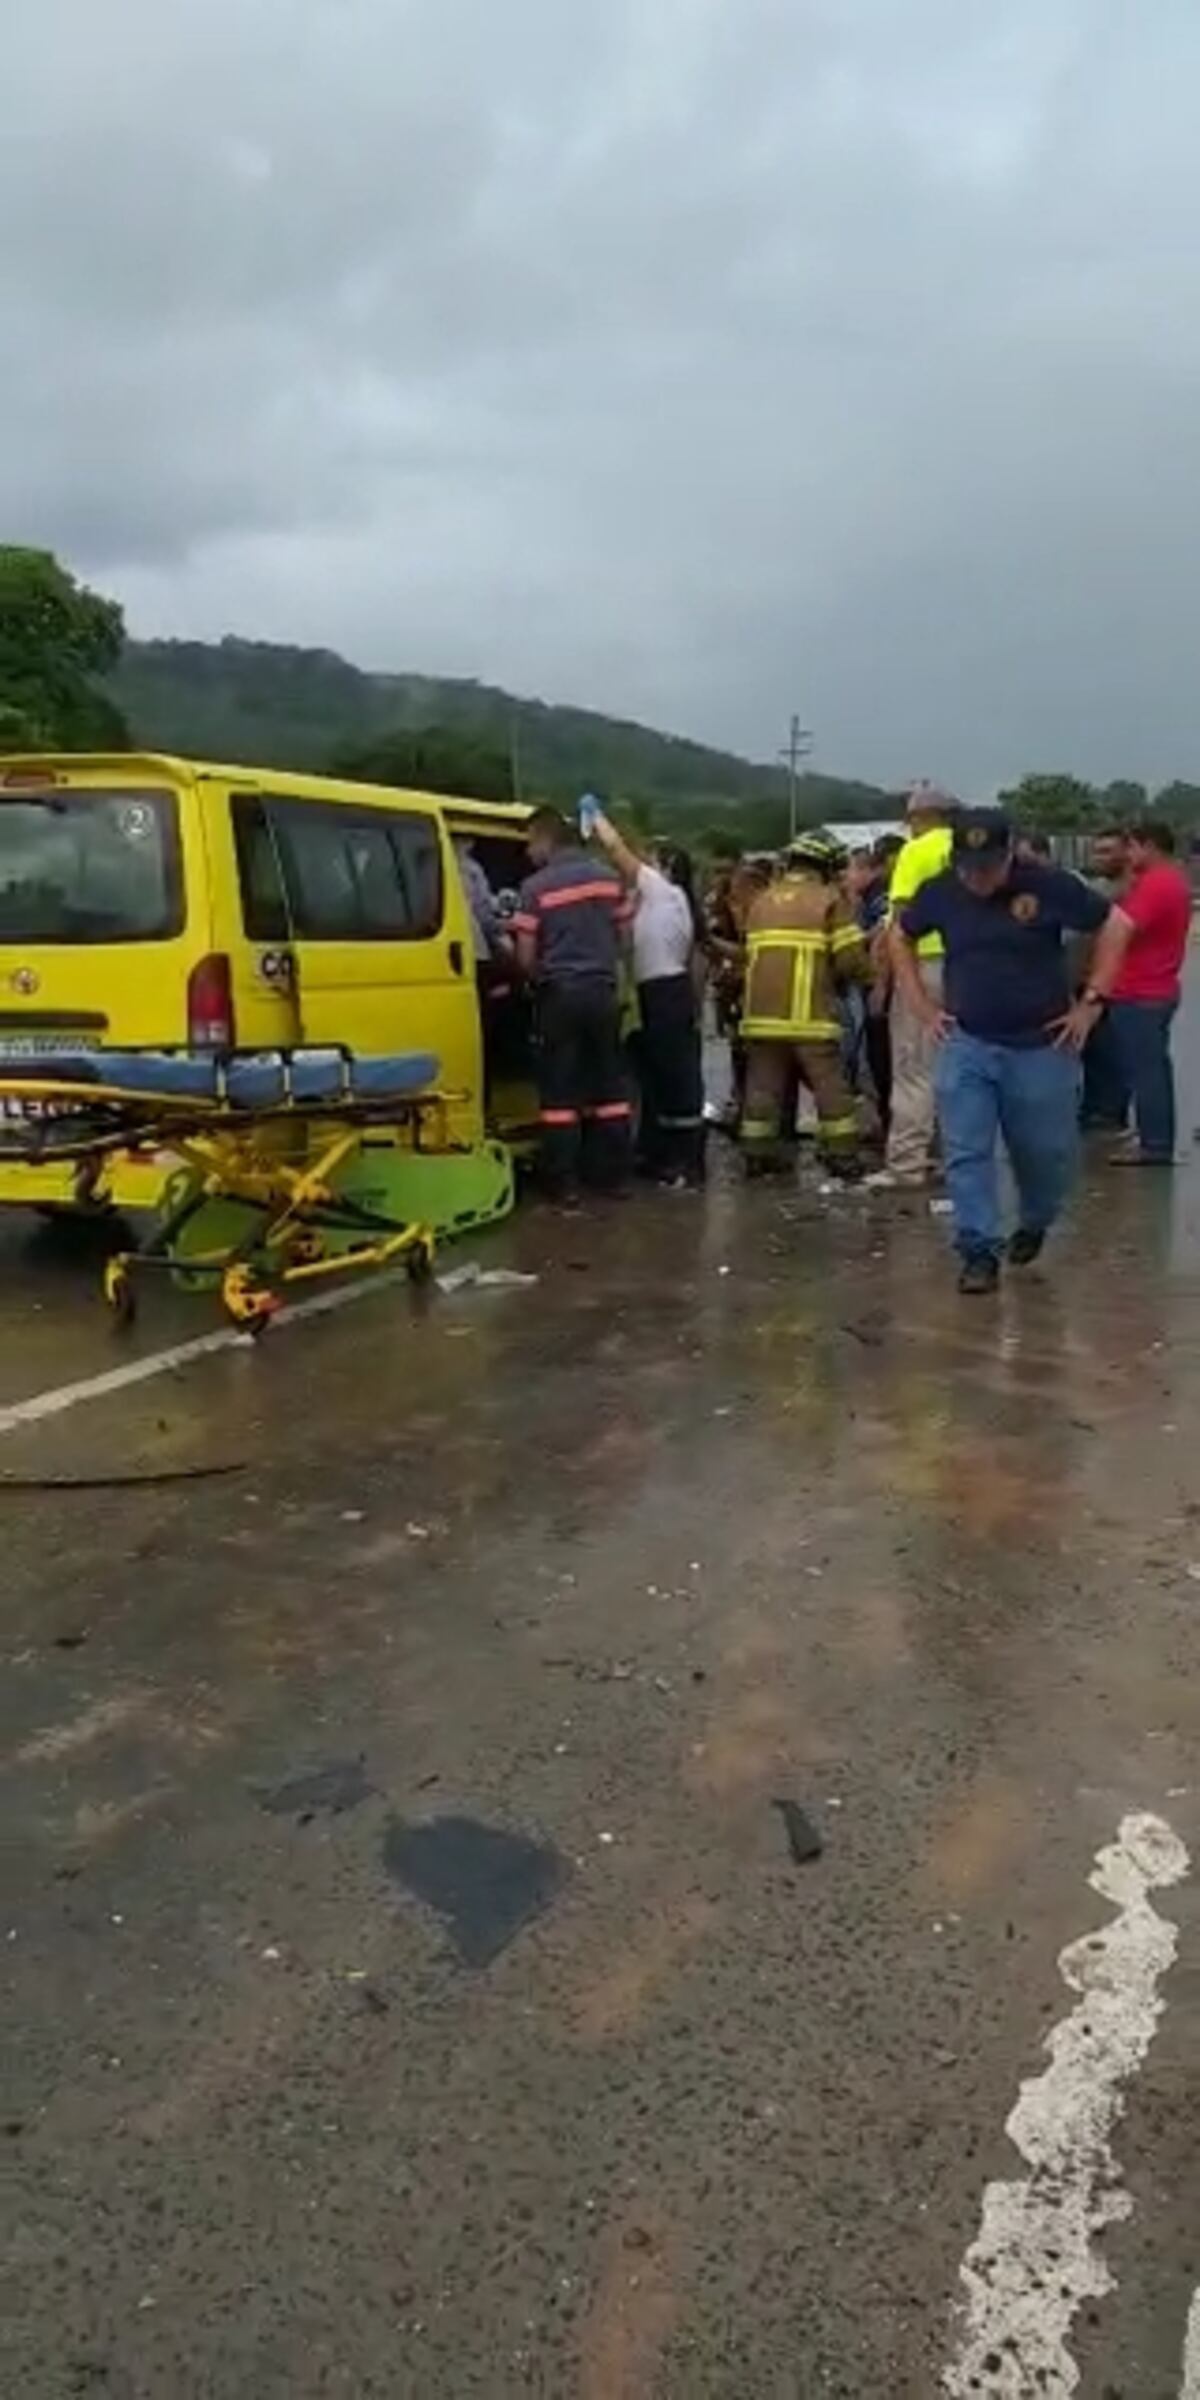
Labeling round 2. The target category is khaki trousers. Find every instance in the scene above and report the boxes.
[887,958,943,1182]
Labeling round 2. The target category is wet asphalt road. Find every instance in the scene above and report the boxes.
[3,990,1200,2399]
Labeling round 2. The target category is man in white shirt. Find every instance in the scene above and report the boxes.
[585,804,706,1184]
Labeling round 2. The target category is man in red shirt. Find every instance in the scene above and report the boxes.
[1101,822,1193,1164]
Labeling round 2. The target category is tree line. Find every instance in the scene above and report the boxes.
[1,547,1197,850]
[996,770,1200,839]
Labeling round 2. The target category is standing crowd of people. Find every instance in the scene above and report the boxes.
[461,786,1193,1295]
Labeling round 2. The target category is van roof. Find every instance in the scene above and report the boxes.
[0,752,533,825]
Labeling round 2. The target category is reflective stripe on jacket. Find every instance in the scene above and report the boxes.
[742,872,870,1041]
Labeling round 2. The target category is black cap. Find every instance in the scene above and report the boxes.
[953,808,1013,861]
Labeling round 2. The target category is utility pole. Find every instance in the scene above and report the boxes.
[778,714,814,841]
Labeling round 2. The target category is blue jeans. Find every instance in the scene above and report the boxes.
[1108,999,1177,1160]
[934,1032,1082,1261]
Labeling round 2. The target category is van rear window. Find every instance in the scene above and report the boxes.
[0,787,183,944]
[232,795,443,942]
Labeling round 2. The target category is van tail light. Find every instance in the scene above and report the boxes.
[187,953,235,1051]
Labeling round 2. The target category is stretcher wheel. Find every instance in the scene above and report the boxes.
[104,1259,137,1330]
[222,1265,282,1335]
[406,1236,435,1286]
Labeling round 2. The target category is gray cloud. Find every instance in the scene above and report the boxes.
[3,0,1199,790]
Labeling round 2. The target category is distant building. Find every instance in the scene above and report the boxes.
[821,819,905,852]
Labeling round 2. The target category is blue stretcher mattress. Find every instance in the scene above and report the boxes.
[0,1048,440,1108]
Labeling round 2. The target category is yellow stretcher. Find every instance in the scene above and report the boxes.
[0,1047,447,1331]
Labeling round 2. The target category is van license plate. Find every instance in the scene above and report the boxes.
[0,1036,100,1058]
[0,1097,87,1123]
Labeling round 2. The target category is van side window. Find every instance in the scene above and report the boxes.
[231,797,290,941]
[231,796,443,942]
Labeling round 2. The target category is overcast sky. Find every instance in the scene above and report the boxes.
[3,0,1198,792]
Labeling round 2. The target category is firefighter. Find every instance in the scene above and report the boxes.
[513,808,634,1197]
[739,830,874,1178]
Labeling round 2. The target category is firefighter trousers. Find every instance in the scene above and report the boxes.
[741,1039,860,1170]
[536,981,632,1194]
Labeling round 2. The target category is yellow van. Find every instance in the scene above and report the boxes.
[0,752,535,1216]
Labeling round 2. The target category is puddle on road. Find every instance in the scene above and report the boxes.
[382,1811,567,1967]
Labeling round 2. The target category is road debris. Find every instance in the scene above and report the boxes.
[771,1796,824,1865]
[255,1757,375,1821]
[436,1262,540,1295]
[540,1655,640,1684]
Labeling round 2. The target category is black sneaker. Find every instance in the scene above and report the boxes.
[1008,1227,1045,1268]
[958,1253,1001,1296]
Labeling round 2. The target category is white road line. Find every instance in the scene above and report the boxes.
[1181,2287,1200,2398]
[0,1264,418,1439]
[943,1811,1190,2399]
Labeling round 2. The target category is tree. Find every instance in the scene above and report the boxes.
[1096,778,1147,822]
[0,547,129,751]
[1152,781,1200,830]
[698,824,745,860]
[996,772,1099,832]
[331,724,514,802]
[622,793,657,837]
[0,699,43,749]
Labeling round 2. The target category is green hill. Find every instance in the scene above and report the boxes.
[106,636,892,840]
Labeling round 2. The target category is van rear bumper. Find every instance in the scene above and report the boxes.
[0,1157,171,1213]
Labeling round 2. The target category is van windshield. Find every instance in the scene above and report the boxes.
[0,788,183,944]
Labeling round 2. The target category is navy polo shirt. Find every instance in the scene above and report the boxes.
[901,863,1109,1047]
